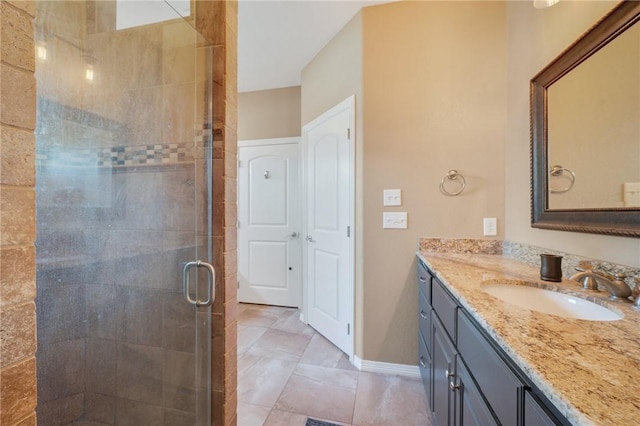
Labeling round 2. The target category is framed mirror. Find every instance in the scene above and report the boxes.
[531,1,640,237]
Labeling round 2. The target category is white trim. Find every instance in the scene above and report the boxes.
[238,137,300,147]
[352,355,421,378]
[302,95,356,358]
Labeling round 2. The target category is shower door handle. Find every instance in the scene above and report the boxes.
[182,260,216,307]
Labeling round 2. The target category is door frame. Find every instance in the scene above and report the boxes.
[237,136,302,308]
[301,95,356,358]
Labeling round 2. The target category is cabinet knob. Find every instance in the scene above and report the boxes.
[445,369,455,379]
[419,356,427,368]
[449,380,460,391]
[419,310,429,320]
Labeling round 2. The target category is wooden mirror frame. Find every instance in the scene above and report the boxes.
[530,1,640,237]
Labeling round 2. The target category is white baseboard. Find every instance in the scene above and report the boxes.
[352,355,421,378]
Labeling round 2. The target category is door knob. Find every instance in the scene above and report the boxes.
[305,235,316,243]
[288,232,299,238]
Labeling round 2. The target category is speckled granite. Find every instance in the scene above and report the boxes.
[418,238,503,254]
[417,242,640,426]
[503,240,640,291]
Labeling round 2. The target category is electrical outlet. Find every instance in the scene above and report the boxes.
[483,218,497,236]
[383,189,402,206]
[383,212,408,229]
[623,182,640,207]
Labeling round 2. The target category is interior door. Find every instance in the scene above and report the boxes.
[303,97,354,356]
[238,139,301,307]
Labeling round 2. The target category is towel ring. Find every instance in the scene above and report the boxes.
[549,165,575,193]
[440,170,466,196]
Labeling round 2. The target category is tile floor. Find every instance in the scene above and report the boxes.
[237,303,431,426]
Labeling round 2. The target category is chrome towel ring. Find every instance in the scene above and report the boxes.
[440,170,466,196]
[549,165,575,193]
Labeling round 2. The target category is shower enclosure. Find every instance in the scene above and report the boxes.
[34,1,215,424]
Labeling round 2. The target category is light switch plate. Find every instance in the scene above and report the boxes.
[383,212,408,229]
[483,218,497,236]
[383,189,402,206]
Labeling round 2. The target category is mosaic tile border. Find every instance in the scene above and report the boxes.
[37,141,204,168]
[36,123,212,168]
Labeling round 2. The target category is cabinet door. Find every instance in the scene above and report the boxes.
[458,310,523,426]
[455,359,498,426]
[419,330,432,411]
[432,315,456,426]
[524,391,560,426]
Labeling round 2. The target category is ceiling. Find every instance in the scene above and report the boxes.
[237,0,395,93]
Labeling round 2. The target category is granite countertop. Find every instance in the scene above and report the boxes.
[417,249,640,426]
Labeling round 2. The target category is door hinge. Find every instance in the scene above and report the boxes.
[237,281,240,289]
[238,160,242,168]
[347,226,350,237]
[237,220,240,228]
[347,323,351,335]
[347,128,351,140]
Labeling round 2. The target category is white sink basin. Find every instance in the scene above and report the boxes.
[481,282,623,321]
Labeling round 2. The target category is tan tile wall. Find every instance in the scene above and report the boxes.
[0,1,38,425]
[195,1,238,425]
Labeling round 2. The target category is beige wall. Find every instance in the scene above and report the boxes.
[505,0,640,267]
[302,2,506,364]
[238,86,301,140]
[0,1,38,425]
[361,1,506,364]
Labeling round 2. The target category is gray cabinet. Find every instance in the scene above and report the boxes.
[418,259,567,426]
[432,315,456,426]
[525,391,558,426]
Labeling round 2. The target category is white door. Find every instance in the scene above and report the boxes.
[238,138,301,307]
[303,96,355,356]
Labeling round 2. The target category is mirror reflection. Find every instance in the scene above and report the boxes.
[547,21,640,210]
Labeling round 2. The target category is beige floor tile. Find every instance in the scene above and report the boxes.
[247,328,312,362]
[263,409,308,426]
[238,305,285,327]
[236,304,431,426]
[271,310,316,337]
[237,352,262,377]
[352,372,431,426]
[238,325,269,354]
[335,352,358,371]
[237,402,272,426]
[299,333,345,368]
[275,364,359,425]
[238,357,297,407]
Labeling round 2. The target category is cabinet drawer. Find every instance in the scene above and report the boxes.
[419,290,432,355]
[458,310,522,426]
[432,278,458,342]
[418,260,432,304]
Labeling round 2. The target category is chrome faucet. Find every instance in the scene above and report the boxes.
[569,268,632,300]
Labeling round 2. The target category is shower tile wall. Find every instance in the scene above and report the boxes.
[35,2,212,424]
[0,1,38,425]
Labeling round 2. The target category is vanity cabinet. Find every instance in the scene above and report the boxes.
[418,259,567,426]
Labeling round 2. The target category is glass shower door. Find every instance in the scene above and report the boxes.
[34,1,214,424]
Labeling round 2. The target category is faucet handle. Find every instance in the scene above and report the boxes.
[572,267,599,291]
[632,278,640,307]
